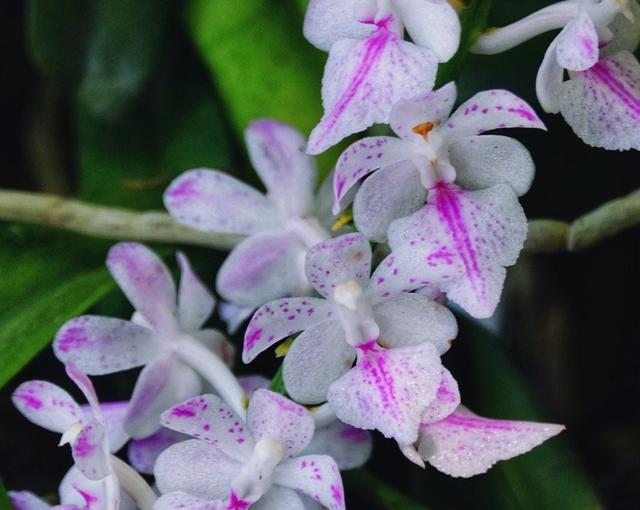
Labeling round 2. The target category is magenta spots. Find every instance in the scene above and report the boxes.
[226,491,250,510]
[73,429,97,458]
[15,393,42,410]
[331,484,344,504]
[507,107,538,122]
[244,327,263,352]
[171,405,196,418]
[55,326,88,353]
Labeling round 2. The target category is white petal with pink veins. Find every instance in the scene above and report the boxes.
[12,381,83,434]
[555,11,599,71]
[164,169,280,235]
[377,182,527,318]
[307,22,437,154]
[420,368,460,424]
[275,455,345,510]
[559,50,640,150]
[243,297,335,363]
[176,252,215,332]
[302,421,372,470]
[245,120,316,218]
[327,341,441,444]
[72,421,110,481]
[160,394,254,462]
[247,390,315,457]
[418,406,565,477]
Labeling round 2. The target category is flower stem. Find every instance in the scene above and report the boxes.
[178,336,247,420]
[342,469,431,510]
[111,455,157,510]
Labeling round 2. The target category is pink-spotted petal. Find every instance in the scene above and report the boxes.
[307,25,437,154]
[243,297,335,363]
[125,356,202,440]
[12,381,83,434]
[176,252,215,332]
[8,492,51,510]
[128,428,185,474]
[327,342,442,445]
[245,120,316,217]
[217,232,309,309]
[421,368,460,424]
[393,0,461,62]
[53,316,160,375]
[247,389,315,456]
[448,135,535,197]
[559,50,640,151]
[305,233,371,299]
[353,161,427,242]
[332,137,409,213]
[155,439,242,501]
[160,394,254,462]
[275,455,345,510]
[165,169,280,235]
[555,11,598,71]
[72,421,110,481]
[444,90,545,143]
[107,242,177,332]
[155,492,224,510]
[418,406,565,477]
[536,39,564,113]
[58,466,129,510]
[303,0,377,51]
[375,183,527,318]
[303,421,372,470]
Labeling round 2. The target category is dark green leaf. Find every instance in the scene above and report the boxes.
[0,480,10,510]
[343,469,431,510]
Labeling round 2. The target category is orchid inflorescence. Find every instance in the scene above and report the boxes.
[9,1,638,509]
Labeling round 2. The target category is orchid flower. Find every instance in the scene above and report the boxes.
[165,119,331,312]
[333,83,545,318]
[473,0,640,150]
[53,243,242,438]
[304,0,462,154]
[243,233,458,445]
[154,390,345,510]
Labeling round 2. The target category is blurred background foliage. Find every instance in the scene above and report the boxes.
[0,0,638,509]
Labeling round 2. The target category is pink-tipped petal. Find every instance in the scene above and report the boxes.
[164,169,280,235]
[303,421,372,470]
[275,455,345,510]
[128,428,185,474]
[305,233,372,299]
[332,137,408,213]
[555,11,598,71]
[8,492,51,510]
[106,242,177,332]
[243,297,335,363]
[12,381,83,434]
[155,492,224,510]
[307,25,437,154]
[327,342,442,445]
[245,120,316,218]
[160,394,254,462]
[72,421,110,481]
[303,0,377,51]
[421,368,460,424]
[247,390,315,457]
[418,406,565,477]
[54,316,160,375]
[559,50,640,151]
[176,252,216,332]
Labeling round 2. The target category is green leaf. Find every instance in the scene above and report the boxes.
[0,479,10,510]
[343,469,431,510]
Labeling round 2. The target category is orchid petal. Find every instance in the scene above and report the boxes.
[65,364,101,420]
[303,421,372,470]
[283,320,355,405]
[332,136,408,213]
[238,375,271,399]
[128,427,185,474]
[393,0,461,62]
[555,11,598,71]
[193,328,235,368]
[305,233,371,298]
[418,406,564,477]
[245,120,316,217]
[421,368,460,424]
[72,421,110,480]
[155,492,224,510]
[303,0,377,51]
[307,26,437,154]
[160,394,254,462]
[328,342,442,444]
[536,39,565,113]
[448,135,535,197]
[107,242,178,332]
[372,294,457,355]
[559,50,640,151]
[353,161,426,242]
[247,389,315,456]
[12,381,83,434]
[312,170,340,230]
[217,232,308,309]
[155,439,241,501]
[444,90,545,143]
[54,316,160,375]
[275,455,345,510]
[8,492,51,510]
[176,252,215,332]
[58,466,127,510]
[218,302,255,335]
[377,183,527,318]
[243,297,335,363]
[125,356,202,439]
[251,486,305,510]
[81,401,129,453]
[164,169,280,235]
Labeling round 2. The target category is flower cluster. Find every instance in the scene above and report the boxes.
[14,0,639,508]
